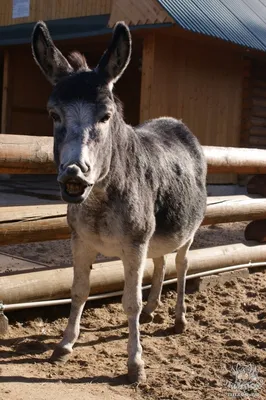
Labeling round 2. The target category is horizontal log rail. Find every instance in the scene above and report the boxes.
[0,195,265,245]
[0,242,265,304]
[0,134,55,174]
[203,146,266,174]
[1,134,266,175]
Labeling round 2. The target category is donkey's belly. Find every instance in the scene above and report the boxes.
[78,223,184,259]
[147,233,186,258]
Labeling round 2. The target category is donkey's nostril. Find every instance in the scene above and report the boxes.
[65,164,81,176]
[77,161,90,173]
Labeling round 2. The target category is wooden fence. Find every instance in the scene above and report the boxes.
[0,133,266,304]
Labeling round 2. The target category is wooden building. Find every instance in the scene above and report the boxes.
[1,0,266,183]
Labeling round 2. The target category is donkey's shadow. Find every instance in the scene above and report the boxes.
[0,330,129,386]
[0,373,129,386]
[0,321,128,366]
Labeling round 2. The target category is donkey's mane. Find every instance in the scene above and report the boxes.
[67,51,89,71]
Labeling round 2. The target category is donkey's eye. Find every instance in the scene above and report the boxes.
[99,113,111,123]
[50,111,61,123]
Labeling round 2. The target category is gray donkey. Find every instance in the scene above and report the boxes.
[32,21,207,383]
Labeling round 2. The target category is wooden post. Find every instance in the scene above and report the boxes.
[1,50,10,134]
[239,58,252,148]
[140,32,155,123]
[0,242,265,304]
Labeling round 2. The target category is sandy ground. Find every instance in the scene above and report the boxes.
[0,268,265,400]
[0,178,265,399]
[0,224,265,399]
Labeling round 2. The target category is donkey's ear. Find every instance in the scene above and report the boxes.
[32,21,73,85]
[96,21,131,85]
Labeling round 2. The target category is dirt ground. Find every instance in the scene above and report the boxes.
[0,223,265,399]
[0,268,265,400]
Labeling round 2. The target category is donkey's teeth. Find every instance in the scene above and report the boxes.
[65,181,84,196]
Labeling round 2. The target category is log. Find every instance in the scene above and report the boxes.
[249,135,266,147]
[250,117,266,128]
[0,242,265,304]
[1,195,266,245]
[252,97,266,108]
[247,175,266,197]
[245,220,266,243]
[250,126,266,136]
[2,134,266,175]
[253,79,266,89]
[0,204,70,245]
[252,106,266,119]
[203,146,266,174]
[204,195,266,225]
[253,87,266,97]
[0,134,55,174]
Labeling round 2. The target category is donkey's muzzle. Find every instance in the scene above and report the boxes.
[58,164,93,203]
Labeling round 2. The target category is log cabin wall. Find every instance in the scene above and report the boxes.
[0,0,112,25]
[140,31,244,183]
[241,59,266,149]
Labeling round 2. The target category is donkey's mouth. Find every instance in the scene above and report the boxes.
[65,179,86,197]
[59,178,93,203]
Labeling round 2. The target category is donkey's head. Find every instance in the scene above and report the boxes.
[32,21,131,203]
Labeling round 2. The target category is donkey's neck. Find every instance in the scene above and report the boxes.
[102,110,138,191]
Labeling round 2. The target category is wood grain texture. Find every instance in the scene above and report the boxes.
[139,32,243,183]
[0,0,112,26]
[108,0,173,27]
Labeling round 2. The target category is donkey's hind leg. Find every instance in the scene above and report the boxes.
[51,233,97,363]
[140,256,166,323]
[174,238,193,334]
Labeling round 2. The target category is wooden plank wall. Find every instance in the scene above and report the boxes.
[3,33,142,136]
[240,59,266,149]
[7,45,52,136]
[108,0,173,27]
[140,32,244,183]
[0,0,112,26]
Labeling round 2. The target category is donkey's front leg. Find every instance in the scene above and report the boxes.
[51,233,97,363]
[121,243,148,383]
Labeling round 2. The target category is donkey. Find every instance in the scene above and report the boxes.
[31,21,207,383]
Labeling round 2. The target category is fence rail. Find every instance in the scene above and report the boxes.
[2,134,266,174]
[0,134,266,307]
[1,195,266,245]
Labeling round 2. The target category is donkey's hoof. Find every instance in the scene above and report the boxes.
[174,318,187,334]
[128,363,146,384]
[50,346,72,364]
[140,311,153,324]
